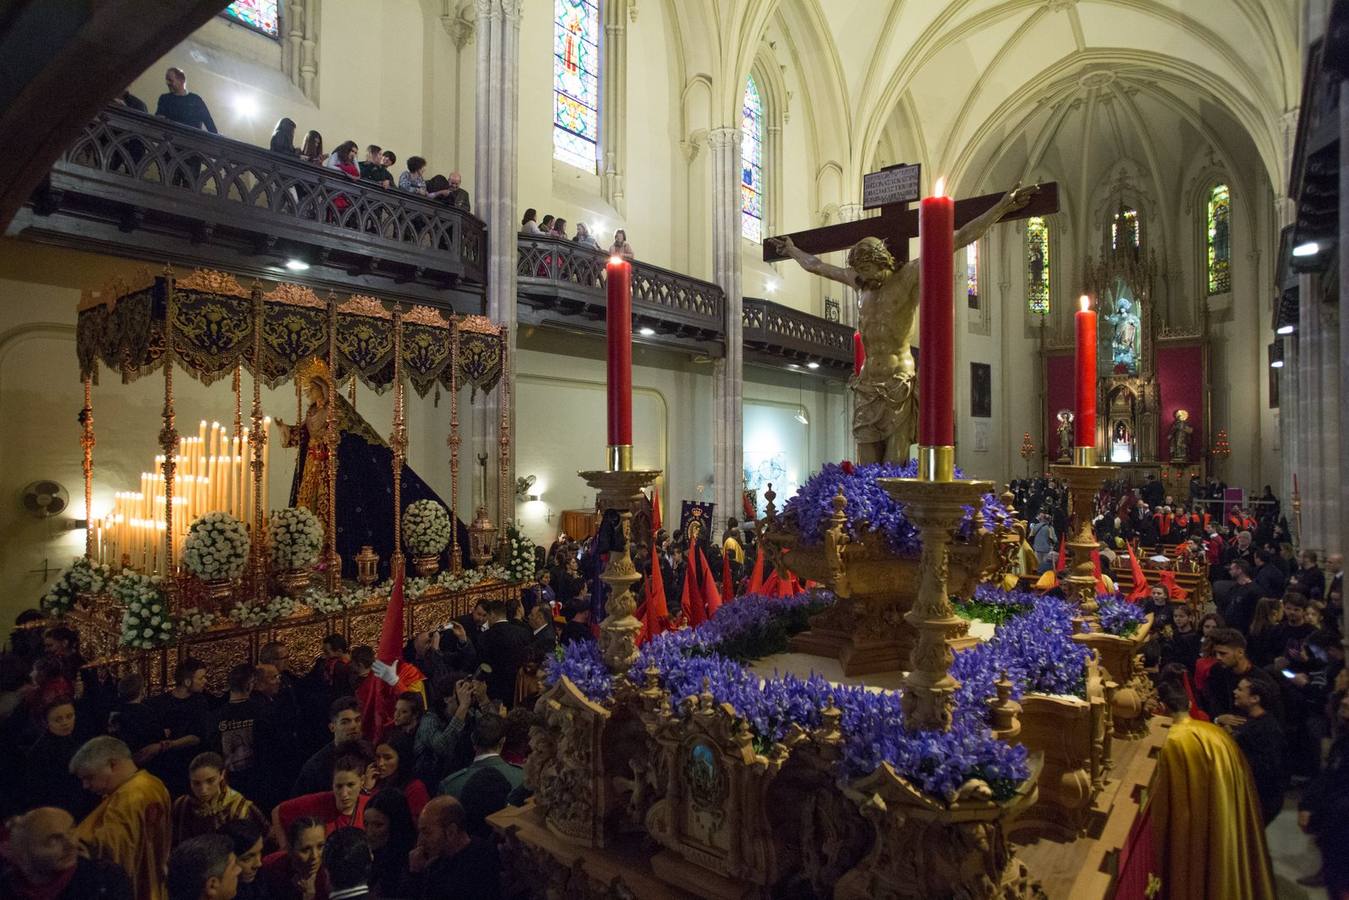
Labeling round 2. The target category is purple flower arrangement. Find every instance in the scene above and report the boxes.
[540,589,1031,804]
[781,461,1010,556]
[1095,592,1147,638]
[953,583,1034,626]
[951,595,1094,729]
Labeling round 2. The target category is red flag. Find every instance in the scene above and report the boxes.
[378,568,407,664]
[1055,532,1066,573]
[1125,541,1150,603]
[644,549,669,641]
[1091,547,1109,595]
[746,548,766,595]
[720,551,734,604]
[361,569,423,744]
[650,489,663,532]
[681,551,705,627]
[699,545,722,618]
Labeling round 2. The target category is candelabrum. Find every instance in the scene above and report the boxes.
[578,466,661,673]
[1049,447,1119,622]
[878,474,993,733]
[1019,432,1035,478]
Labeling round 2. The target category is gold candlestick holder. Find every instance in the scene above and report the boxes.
[578,467,661,673]
[1049,446,1119,623]
[878,474,993,733]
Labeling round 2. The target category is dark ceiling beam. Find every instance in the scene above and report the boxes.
[0,0,229,231]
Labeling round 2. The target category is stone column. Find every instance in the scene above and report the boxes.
[709,127,743,525]
[1340,92,1349,556]
[474,0,521,528]
[600,0,631,213]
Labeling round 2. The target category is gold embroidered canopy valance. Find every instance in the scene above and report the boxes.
[77,269,506,399]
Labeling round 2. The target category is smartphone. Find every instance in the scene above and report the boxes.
[473,663,494,682]
[1281,668,1296,679]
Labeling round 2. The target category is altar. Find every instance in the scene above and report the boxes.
[42,267,524,689]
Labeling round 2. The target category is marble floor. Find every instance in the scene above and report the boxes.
[1268,793,1328,900]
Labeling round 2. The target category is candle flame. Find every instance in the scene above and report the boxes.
[609,255,625,266]
[933,176,946,197]
[1079,295,1091,312]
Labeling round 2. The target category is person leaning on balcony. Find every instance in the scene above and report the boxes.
[608,229,635,260]
[270,118,299,156]
[299,131,324,166]
[445,171,471,212]
[399,157,452,200]
[325,141,361,180]
[520,208,540,233]
[572,222,600,249]
[359,145,394,189]
[155,67,217,133]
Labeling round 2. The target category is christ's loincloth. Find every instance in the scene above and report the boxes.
[850,371,917,449]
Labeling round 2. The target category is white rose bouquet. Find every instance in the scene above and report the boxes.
[504,526,536,582]
[402,500,452,556]
[307,587,370,615]
[232,593,299,628]
[269,507,324,571]
[114,571,174,649]
[183,512,251,581]
[177,607,219,637]
[42,557,111,617]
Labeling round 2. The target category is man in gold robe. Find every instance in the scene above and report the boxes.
[70,736,172,900]
[1146,679,1275,900]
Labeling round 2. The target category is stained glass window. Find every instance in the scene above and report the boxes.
[741,75,764,242]
[222,0,280,38]
[1026,217,1050,315]
[966,242,979,309]
[553,0,601,172]
[1207,184,1231,294]
[1112,207,1139,250]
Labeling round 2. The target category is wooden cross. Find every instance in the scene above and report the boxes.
[762,172,1061,264]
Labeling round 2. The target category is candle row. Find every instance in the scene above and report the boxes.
[93,420,272,575]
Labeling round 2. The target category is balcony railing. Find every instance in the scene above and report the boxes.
[743,296,854,375]
[14,106,486,311]
[516,235,724,351]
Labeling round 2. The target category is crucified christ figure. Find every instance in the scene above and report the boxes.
[770,183,1038,464]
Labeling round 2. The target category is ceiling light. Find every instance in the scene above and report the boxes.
[794,411,809,425]
[1292,241,1320,257]
[284,259,310,272]
[1270,360,1284,368]
[806,361,820,369]
[1276,324,1294,335]
[786,363,799,369]
[639,327,655,337]
[233,94,259,119]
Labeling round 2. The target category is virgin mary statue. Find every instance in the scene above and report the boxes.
[277,361,469,578]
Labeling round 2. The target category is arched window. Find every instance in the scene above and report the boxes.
[966,242,980,309]
[553,0,601,172]
[741,75,764,242]
[1026,217,1050,315]
[1206,184,1231,294]
[222,0,280,38]
[1111,206,1139,250]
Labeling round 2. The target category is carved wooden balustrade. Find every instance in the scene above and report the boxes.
[516,235,725,353]
[742,296,855,375]
[16,106,487,310]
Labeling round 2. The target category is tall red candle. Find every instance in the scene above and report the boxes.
[606,256,633,466]
[918,181,954,447]
[1074,295,1097,448]
[852,331,865,377]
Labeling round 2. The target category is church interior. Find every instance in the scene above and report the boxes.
[0,1,1345,898]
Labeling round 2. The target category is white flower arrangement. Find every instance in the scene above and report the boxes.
[231,593,300,628]
[406,563,507,599]
[113,571,175,649]
[269,507,324,571]
[504,527,536,583]
[183,512,251,582]
[176,607,219,637]
[42,557,111,617]
[402,500,452,556]
[306,587,371,615]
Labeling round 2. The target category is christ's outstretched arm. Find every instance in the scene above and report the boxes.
[769,236,855,287]
[955,183,1040,249]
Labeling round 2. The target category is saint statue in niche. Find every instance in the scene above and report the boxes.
[1056,410,1074,463]
[1112,419,1134,463]
[1168,409,1194,462]
[1105,294,1141,374]
[770,184,1039,463]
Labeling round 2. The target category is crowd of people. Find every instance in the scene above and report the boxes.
[123,66,472,216]
[0,587,600,900]
[519,209,635,260]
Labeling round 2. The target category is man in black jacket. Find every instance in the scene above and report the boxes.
[155,67,217,133]
[478,601,532,707]
[406,796,501,900]
[1,807,132,900]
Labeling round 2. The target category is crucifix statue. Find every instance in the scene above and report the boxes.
[767,174,1059,464]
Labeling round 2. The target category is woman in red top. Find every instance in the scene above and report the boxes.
[1192,612,1226,699]
[371,731,429,818]
[260,816,330,900]
[273,754,370,843]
